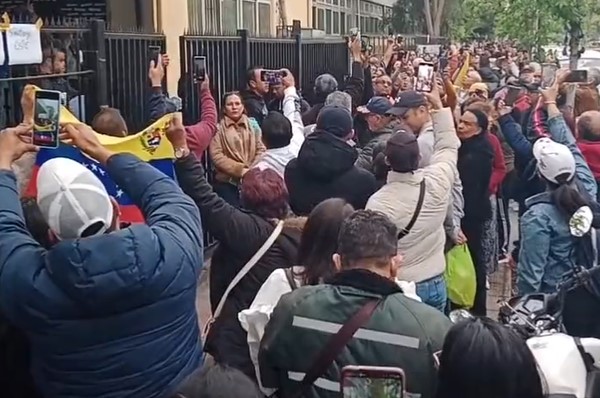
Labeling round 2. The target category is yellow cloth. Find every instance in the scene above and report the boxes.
[453,53,471,89]
[30,85,177,162]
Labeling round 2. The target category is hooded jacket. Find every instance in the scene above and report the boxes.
[241,90,269,126]
[285,131,378,216]
[174,154,305,379]
[355,119,401,174]
[518,115,597,294]
[0,154,204,398]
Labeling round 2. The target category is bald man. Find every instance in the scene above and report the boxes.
[577,110,600,200]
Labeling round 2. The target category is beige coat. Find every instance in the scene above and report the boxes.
[209,115,266,183]
[366,108,460,283]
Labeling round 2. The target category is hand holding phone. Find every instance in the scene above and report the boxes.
[149,45,161,67]
[33,89,61,149]
[342,366,405,398]
[541,64,558,88]
[565,69,588,84]
[503,85,522,107]
[193,56,207,83]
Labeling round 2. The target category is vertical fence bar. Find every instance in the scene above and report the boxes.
[90,19,108,113]
[238,29,250,89]
[292,20,302,88]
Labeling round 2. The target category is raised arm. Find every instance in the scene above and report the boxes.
[186,76,218,158]
[280,70,305,156]
[148,55,168,123]
[0,126,47,324]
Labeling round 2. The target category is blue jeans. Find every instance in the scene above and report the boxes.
[416,274,447,313]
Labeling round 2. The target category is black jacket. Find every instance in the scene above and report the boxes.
[174,154,304,379]
[241,90,268,126]
[285,130,378,216]
[457,132,494,223]
[301,61,365,126]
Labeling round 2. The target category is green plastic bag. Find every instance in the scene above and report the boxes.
[444,244,476,308]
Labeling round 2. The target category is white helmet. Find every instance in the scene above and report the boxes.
[533,137,576,184]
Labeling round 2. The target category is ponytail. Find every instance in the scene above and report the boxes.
[550,174,589,219]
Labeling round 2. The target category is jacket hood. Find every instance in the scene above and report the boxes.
[373,119,402,136]
[297,131,358,181]
[45,228,158,309]
[578,140,600,179]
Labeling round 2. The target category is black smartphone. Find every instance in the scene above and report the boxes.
[415,63,435,92]
[33,89,61,149]
[504,85,522,107]
[193,56,207,82]
[342,366,405,398]
[149,45,161,67]
[565,70,588,83]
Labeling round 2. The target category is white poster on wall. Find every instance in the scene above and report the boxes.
[6,24,42,66]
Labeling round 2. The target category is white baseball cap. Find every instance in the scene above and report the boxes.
[533,137,576,184]
[36,158,114,240]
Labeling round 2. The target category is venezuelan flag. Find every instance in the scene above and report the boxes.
[24,91,177,223]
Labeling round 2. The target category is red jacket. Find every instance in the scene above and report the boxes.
[187,87,218,159]
[578,140,600,180]
[488,132,507,195]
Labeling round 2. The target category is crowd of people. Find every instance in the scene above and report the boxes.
[1,34,600,398]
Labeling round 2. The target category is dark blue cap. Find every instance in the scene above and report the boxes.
[387,91,428,117]
[357,96,393,115]
[316,105,353,138]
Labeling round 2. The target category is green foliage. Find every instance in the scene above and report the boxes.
[391,0,427,35]
[447,0,595,47]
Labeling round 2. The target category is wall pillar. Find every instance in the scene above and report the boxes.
[156,0,188,95]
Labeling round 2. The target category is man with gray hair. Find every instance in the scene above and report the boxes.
[304,91,353,136]
[302,37,366,126]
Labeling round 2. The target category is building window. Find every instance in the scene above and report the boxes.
[341,11,346,33]
[258,2,270,36]
[325,9,332,34]
[222,0,237,33]
[317,8,325,30]
[333,11,339,34]
[187,0,204,32]
[242,0,256,34]
[312,6,317,28]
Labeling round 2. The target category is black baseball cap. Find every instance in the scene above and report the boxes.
[357,96,393,115]
[384,129,420,172]
[316,105,353,138]
[386,91,428,118]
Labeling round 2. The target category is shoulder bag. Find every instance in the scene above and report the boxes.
[202,220,285,339]
[397,179,426,240]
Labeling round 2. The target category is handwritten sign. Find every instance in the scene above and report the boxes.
[6,24,43,66]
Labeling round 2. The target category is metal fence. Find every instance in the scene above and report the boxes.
[179,28,349,123]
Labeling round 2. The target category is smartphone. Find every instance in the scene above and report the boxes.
[341,366,405,398]
[193,55,207,82]
[149,45,161,67]
[541,64,558,88]
[350,28,360,41]
[33,90,61,149]
[504,85,522,107]
[260,69,286,85]
[565,69,588,83]
[415,63,435,92]
[396,35,403,44]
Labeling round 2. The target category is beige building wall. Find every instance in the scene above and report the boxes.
[155,0,189,95]
[284,0,312,28]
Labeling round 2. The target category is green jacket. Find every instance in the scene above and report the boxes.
[259,269,451,398]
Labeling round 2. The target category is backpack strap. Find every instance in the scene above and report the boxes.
[398,179,426,240]
[284,267,298,291]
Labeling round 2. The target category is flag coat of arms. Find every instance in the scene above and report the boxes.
[25,103,178,223]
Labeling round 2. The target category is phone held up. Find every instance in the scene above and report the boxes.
[149,45,161,67]
[565,69,588,84]
[415,63,435,93]
[503,85,522,107]
[342,366,405,398]
[193,56,207,83]
[541,63,558,88]
[260,69,287,85]
[33,89,62,149]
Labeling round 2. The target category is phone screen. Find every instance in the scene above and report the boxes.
[193,56,207,82]
[541,64,557,88]
[565,70,588,83]
[504,86,522,107]
[342,367,404,398]
[149,45,161,66]
[33,90,61,148]
[260,70,283,85]
[415,63,435,92]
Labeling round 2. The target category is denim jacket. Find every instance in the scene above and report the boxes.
[517,114,598,294]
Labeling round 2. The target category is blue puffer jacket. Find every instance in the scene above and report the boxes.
[0,154,204,398]
[517,115,598,294]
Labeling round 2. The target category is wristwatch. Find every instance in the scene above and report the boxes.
[174,147,190,159]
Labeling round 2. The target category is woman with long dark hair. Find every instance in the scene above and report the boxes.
[456,108,494,316]
[436,317,545,398]
[517,81,599,337]
[238,198,354,394]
